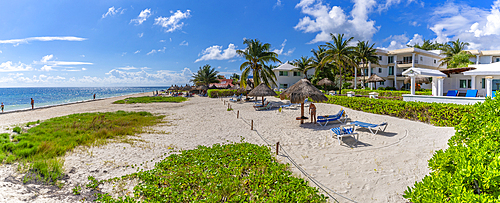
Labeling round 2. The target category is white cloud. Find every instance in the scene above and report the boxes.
[294,0,378,43]
[427,0,500,49]
[102,6,125,18]
[122,52,127,56]
[134,50,140,54]
[82,68,87,71]
[80,55,85,57]
[159,39,166,42]
[147,47,166,55]
[0,36,87,46]
[130,8,151,25]
[274,0,283,8]
[378,34,409,50]
[118,66,138,70]
[0,61,33,72]
[179,40,188,46]
[0,50,2,53]
[272,39,295,56]
[41,65,54,71]
[154,10,191,32]
[377,0,418,12]
[36,54,93,67]
[195,44,238,62]
[407,34,424,47]
[138,33,144,38]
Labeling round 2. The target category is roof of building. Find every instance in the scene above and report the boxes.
[274,63,298,71]
[209,79,234,88]
[376,47,444,58]
[402,67,447,77]
[463,62,500,75]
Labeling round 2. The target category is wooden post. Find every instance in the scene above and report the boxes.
[237,110,239,118]
[228,103,230,109]
[251,120,253,130]
[276,142,279,155]
[301,102,305,124]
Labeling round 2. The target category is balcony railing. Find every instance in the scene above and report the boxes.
[396,60,419,64]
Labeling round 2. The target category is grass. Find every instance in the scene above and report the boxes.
[0,111,164,184]
[94,143,328,202]
[113,96,187,104]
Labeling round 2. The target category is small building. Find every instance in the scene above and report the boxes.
[272,63,314,89]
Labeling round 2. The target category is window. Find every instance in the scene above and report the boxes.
[279,71,288,76]
[420,56,423,61]
[293,71,301,77]
[388,56,394,63]
[378,68,382,73]
[403,56,412,64]
[482,78,485,89]
[496,58,500,62]
[380,81,384,85]
[279,84,288,89]
[460,79,472,88]
[434,59,437,64]
[378,56,382,60]
[388,66,394,76]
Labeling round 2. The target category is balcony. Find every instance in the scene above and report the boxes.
[396,60,418,64]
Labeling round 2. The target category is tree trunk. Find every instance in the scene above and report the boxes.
[339,66,343,95]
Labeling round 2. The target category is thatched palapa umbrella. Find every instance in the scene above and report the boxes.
[366,74,385,90]
[317,78,334,93]
[280,79,327,124]
[182,85,192,91]
[404,75,430,84]
[247,83,277,105]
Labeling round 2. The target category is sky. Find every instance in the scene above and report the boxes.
[0,0,500,87]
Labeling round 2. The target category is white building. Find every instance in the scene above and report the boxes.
[272,63,314,89]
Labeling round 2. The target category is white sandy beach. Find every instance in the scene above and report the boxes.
[0,93,455,203]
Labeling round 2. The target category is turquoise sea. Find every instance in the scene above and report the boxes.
[0,87,167,112]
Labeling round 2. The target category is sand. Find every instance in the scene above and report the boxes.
[0,93,455,202]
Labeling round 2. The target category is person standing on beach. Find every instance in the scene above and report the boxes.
[31,98,34,109]
[93,93,96,100]
[1,103,4,113]
[309,102,317,124]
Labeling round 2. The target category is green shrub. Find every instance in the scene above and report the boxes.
[207,89,238,98]
[342,89,431,97]
[13,126,22,134]
[96,143,327,202]
[404,96,500,202]
[322,95,474,127]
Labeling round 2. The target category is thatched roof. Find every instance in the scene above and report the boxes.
[317,78,334,86]
[404,75,430,84]
[247,83,278,97]
[237,88,247,94]
[280,79,327,104]
[182,85,192,91]
[366,74,385,83]
[196,85,208,90]
[230,84,240,90]
[167,86,176,90]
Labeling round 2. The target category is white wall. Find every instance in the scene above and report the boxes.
[417,54,440,67]
[273,68,316,89]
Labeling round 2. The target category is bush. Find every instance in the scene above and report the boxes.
[96,143,327,202]
[322,95,474,127]
[113,96,187,104]
[404,96,500,202]
[207,89,238,98]
[342,89,431,97]
[13,127,22,134]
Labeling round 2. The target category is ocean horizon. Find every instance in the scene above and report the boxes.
[0,87,168,112]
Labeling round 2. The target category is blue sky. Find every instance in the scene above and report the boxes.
[1,0,499,87]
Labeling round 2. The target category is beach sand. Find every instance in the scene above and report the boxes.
[0,93,454,202]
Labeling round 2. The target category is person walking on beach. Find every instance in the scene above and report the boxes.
[1,103,4,113]
[93,93,96,100]
[31,98,34,109]
[309,102,317,124]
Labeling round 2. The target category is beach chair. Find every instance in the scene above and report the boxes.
[465,90,478,97]
[330,125,358,145]
[348,121,388,135]
[446,90,459,96]
[254,102,272,111]
[253,98,267,107]
[317,109,348,126]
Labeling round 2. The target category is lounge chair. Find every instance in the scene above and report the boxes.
[229,94,243,102]
[253,98,267,107]
[465,90,478,97]
[446,90,459,96]
[317,109,348,126]
[348,121,388,135]
[254,102,272,111]
[280,102,299,109]
[330,124,358,145]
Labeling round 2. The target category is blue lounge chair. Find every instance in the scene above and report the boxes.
[330,125,358,145]
[348,121,388,135]
[254,98,266,106]
[254,102,272,111]
[465,90,478,97]
[317,109,348,126]
[446,90,459,96]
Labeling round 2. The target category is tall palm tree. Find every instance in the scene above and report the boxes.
[323,33,357,94]
[237,39,281,88]
[439,39,470,68]
[293,56,313,79]
[354,40,379,89]
[190,64,219,86]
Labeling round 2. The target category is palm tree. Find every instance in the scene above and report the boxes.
[293,56,313,79]
[190,64,219,86]
[237,39,281,88]
[323,33,357,95]
[230,73,240,85]
[439,39,470,68]
[354,40,379,89]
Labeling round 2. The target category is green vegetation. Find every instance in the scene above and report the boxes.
[322,33,357,94]
[404,96,500,202]
[13,126,22,134]
[207,89,238,98]
[190,64,220,86]
[0,111,164,184]
[237,38,281,88]
[448,50,474,69]
[95,143,327,202]
[342,89,432,97]
[113,96,187,104]
[322,95,474,127]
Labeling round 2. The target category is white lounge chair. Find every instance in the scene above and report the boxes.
[330,124,358,145]
[348,121,388,135]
